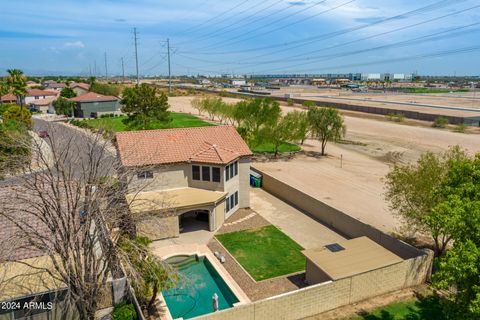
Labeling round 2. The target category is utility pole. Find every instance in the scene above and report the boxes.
[89,64,92,77]
[104,51,108,80]
[94,60,97,76]
[121,57,125,83]
[167,38,171,93]
[134,27,139,85]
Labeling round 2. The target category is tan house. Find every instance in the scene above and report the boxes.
[116,126,252,240]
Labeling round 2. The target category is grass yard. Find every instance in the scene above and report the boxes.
[81,112,212,132]
[250,142,301,154]
[349,295,445,320]
[216,225,305,281]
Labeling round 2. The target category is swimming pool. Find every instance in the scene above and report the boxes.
[162,255,239,319]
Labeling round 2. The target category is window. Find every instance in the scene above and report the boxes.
[225,161,238,182]
[212,167,221,182]
[192,165,200,180]
[202,166,210,181]
[225,191,239,213]
[137,171,153,179]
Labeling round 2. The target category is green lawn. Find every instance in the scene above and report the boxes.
[216,225,305,281]
[349,295,446,320]
[250,142,301,154]
[82,112,212,132]
[403,88,469,94]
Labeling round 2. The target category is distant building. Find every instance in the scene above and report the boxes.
[230,79,246,86]
[45,82,66,91]
[197,79,211,86]
[70,82,90,95]
[68,92,119,118]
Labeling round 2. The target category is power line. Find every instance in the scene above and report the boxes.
[188,0,462,55]
[178,0,251,36]
[104,51,108,80]
[198,0,331,51]
[177,3,480,68]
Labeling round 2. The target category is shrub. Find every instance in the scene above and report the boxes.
[454,123,468,133]
[433,116,449,128]
[287,98,294,106]
[302,101,316,108]
[386,113,405,122]
[112,302,137,320]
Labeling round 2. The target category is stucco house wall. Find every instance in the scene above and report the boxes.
[75,100,119,118]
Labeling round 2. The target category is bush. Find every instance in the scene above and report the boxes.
[112,302,137,320]
[454,123,468,133]
[287,98,294,106]
[302,101,316,108]
[386,113,405,122]
[433,116,449,128]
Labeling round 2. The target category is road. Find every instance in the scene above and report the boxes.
[33,118,116,179]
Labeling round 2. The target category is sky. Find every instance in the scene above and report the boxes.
[0,0,479,76]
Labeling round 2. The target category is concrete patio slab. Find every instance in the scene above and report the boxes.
[250,187,346,249]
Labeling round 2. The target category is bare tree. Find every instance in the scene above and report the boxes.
[0,123,176,319]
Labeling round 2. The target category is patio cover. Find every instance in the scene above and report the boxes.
[302,236,403,280]
[126,187,227,214]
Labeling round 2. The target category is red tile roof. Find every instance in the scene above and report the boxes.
[69,92,118,102]
[116,126,252,167]
[27,89,59,97]
[1,89,58,101]
[70,82,90,90]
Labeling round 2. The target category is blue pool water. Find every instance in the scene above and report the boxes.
[162,255,239,319]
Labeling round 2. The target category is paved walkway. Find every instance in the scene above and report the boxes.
[250,187,346,249]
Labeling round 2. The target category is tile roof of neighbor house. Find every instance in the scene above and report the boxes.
[69,91,118,102]
[1,89,58,101]
[27,89,59,97]
[116,126,252,167]
[70,82,90,90]
[46,82,66,89]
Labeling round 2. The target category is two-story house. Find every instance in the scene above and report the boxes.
[116,126,252,240]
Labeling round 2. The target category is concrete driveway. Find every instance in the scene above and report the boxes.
[250,187,346,250]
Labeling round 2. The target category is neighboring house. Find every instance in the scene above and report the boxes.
[1,89,58,105]
[29,97,56,113]
[116,126,252,240]
[70,82,90,95]
[68,92,119,118]
[45,82,66,91]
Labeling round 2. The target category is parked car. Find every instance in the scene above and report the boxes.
[38,130,49,138]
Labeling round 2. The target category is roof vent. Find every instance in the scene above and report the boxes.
[325,243,345,252]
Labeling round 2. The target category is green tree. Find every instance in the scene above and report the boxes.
[285,111,309,145]
[121,84,170,130]
[233,98,281,143]
[0,121,31,178]
[90,82,121,96]
[119,237,177,311]
[2,104,32,129]
[0,80,9,106]
[6,69,27,108]
[60,87,77,98]
[384,147,467,257]
[302,101,316,108]
[431,153,480,318]
[53,97,76,116]
[307,107,345,155]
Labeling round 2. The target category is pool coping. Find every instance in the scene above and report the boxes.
[152,244,251,320]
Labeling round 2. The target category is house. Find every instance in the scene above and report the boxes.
[116,126,252,240]
[45,82,66,91]
[68,92,119,118]
[70,82,90,95]
[1,89,58,105]
[29,97,56,113]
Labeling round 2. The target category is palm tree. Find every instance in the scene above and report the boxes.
[6,69,28,108]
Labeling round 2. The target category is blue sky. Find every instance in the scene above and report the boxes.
[0,0,479,76]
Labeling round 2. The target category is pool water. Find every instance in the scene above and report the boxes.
[163,255,239,319]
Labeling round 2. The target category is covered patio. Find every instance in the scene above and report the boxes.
[126,187,227,240]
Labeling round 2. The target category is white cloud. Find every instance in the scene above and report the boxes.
[64,40,85,48]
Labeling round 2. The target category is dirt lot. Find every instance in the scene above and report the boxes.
[170,95,480,232]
